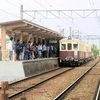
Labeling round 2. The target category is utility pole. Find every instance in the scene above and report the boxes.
[70,27,72,39]
[60,29,64,36]
[20,5,23,20]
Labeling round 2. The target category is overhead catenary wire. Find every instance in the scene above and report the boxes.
[1,0,99,38]
[32,0,47,10]
[43,0,72,22]
[87,0,100,46]
[5,0,19,7]
[31,0,73,27]
[43,0,80,33]
[0,9,19,18]
[19,0,68,32]
[10,0,72,30]
[88,0,100,30]
[0,0,20,19]
[40,0,73,33]
[17,0,58,30]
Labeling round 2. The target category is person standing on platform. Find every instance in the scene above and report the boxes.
[30,42,36,59]
[8,37,13,60]
[46,44,50,58]
[42,44,47,58]
[24,41,31,60]
[22,41,26,60]
[49,44,53,57]
[38,43,42,58]
[15,39,20,60]
[35,43,38,58]
[19,41,24,60]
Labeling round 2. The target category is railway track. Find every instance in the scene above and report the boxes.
[0,59,97,100]
[95,81,100,100]
[0,67,60,89]
[9,67,60,86]
[7,67,73,99]
[54,60,99,100]
[8,60,96,99]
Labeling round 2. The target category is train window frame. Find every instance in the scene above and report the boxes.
[67,43,72,50]
[61,44,66,50]
[73,44,78,50]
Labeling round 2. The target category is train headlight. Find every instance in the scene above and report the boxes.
[70,57,74,61]
[65,57,69,61]
[71,58,74,60]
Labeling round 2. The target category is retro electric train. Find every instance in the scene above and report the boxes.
[59,38,92,66]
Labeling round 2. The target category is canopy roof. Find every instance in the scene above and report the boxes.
[0,19,65,39]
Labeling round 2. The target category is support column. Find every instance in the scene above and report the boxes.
[30,35,34,43]
[33,37,36,44]
[19,33,23,42]
[40,38,42,44]
[32,36,34,43]
[1,26,6,61]
[27,34,30,42]
[42,38,46,44]
[36,37,38,44]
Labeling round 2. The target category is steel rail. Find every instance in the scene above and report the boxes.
[8,67,60,86]
[9,68,74,99]
[54,60,99,100]
[7,61,91,87]
[95,81,100,100]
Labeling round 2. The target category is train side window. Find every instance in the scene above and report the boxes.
[61,44,66,50]
[67,43,72,50]
[73,44,78,50]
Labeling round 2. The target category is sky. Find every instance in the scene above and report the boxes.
[0,0,100,46]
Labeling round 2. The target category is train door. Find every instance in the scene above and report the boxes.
[73,44,78,58]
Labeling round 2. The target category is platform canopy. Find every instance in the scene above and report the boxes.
[0,19,65,60]
[0,19,64,40]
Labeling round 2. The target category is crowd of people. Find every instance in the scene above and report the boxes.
[13,39,59,60]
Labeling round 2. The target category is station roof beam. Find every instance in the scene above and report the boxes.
[0,19,64,40]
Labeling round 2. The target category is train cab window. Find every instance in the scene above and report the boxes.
[61,44,66,50]
[67,43,72,50]
[73,44,78,50]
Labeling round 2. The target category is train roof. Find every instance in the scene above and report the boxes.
[60,38,80,42]
[60,38,91,47]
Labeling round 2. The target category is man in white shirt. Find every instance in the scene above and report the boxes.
[8,38,13,60]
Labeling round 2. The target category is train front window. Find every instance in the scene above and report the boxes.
[67,43,72,50]
[73,44,78,50]
[61,44,66,50]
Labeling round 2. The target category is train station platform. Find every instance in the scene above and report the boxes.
[0,58,59,82]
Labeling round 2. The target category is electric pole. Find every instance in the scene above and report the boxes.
[20,5,23,20]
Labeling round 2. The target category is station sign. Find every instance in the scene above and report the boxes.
[49,40,57,43]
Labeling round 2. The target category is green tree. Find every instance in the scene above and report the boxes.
[92,44,99,57]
